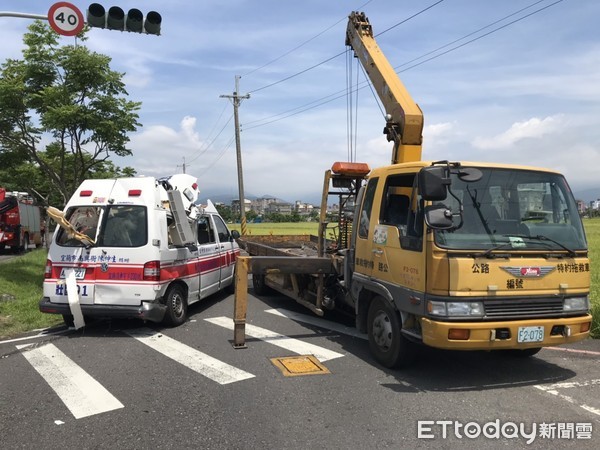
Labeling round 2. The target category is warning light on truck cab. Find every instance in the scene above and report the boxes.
[128,189,142,197]
[79,190,93,197]
[331,161,370,177]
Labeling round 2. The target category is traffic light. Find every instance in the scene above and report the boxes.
[86,3,162,35]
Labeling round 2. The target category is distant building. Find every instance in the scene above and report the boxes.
[295,200,314,216]
[231,198,252,214]
[266,201,293,215]
[250,196,278,215]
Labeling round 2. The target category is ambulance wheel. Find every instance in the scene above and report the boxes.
[367,296,416,369]
[223,277,235,295]
[164,285,187,326]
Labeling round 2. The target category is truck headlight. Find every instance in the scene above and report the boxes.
[563,296,589,312]
[427,301,484,317]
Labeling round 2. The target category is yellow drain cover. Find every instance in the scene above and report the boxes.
[271,355,330,377]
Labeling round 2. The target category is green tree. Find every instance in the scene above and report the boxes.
[0,21,140,207]
[215,204,233,222]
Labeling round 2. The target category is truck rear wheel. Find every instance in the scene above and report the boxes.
[367,296,416,369]
[252,274,270,296]
[163,284,188,326]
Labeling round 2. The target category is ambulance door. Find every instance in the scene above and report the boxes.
[197,216,220,298]
[212,214,236,289]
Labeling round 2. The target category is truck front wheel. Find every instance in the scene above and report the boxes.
[163,285,188,326]
[367,296,416,369]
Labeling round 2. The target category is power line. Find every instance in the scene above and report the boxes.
[395,0,565,74]
[186,113,234,165]
[243,0,375,78]
[200,135,236,173]
[374,0,444,36]
[244,0,565,131]
[393,0,550,71]
[247,0,445,94]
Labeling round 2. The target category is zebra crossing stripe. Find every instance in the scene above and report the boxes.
[205,317,345,362]
[265,308,368,340]
[125,328,255,385]
[16,343,124,419]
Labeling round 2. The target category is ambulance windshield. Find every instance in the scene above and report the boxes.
[56,205,147,248]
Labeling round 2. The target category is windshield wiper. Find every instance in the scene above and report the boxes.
[472,242,514,259]
[504,234,577,257]
[472,234,577,259]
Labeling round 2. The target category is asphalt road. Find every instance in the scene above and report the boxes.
[1,290,599,449]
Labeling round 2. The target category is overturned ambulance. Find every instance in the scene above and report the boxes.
[39,174,240,328]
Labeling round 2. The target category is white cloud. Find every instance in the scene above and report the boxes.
[472,115,564,150]
[125,116,207,176]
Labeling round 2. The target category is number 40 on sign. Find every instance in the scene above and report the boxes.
[48,2,85,36]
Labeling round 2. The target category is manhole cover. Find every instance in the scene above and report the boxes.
[270,355,330,377]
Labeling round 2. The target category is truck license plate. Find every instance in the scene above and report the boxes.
[60,268,86,280]
[517,326,544,343]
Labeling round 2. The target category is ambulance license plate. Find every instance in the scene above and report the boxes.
[517,326,544,343]
[60,268,86,280]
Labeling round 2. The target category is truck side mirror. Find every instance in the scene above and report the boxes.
[424,204,454,230]
[231,230,240,240]
[418,166,449,201]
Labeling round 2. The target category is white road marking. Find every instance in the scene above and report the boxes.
[16,343,123,419]
[265,308,367,340]
[205,316,345,362]
[0,328,70,345]
[125,328,254,385]
[534,379,600,417]
[544,347,600,356]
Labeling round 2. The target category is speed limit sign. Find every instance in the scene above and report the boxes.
[48,2,85,36]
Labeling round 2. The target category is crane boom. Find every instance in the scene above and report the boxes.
[345,11,423,164]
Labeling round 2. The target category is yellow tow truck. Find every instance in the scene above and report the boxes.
[237,11,592,368]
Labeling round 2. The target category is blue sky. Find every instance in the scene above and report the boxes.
[1,0,599,203]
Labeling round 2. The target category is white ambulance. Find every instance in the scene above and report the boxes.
[39,174,240,328]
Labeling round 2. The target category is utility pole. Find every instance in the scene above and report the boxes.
[178,156,187,174]
[221,75,250,235]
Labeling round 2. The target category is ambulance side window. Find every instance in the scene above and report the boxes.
[213,215,231,242]
[197,217,216,244]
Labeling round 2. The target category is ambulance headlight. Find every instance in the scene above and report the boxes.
[563,296,589,312]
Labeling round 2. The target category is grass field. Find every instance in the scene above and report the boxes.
[1,220,599,339]
[231,222,320,236]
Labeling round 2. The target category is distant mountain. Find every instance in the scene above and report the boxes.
[199,190,325,207]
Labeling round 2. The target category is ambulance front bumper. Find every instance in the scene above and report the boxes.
[39,297,167,323]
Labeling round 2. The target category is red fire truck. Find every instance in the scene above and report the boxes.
[0,187,43,253]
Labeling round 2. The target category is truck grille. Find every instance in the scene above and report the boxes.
[484,298,564,318]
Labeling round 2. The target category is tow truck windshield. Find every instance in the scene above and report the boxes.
[433,168,587,252]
